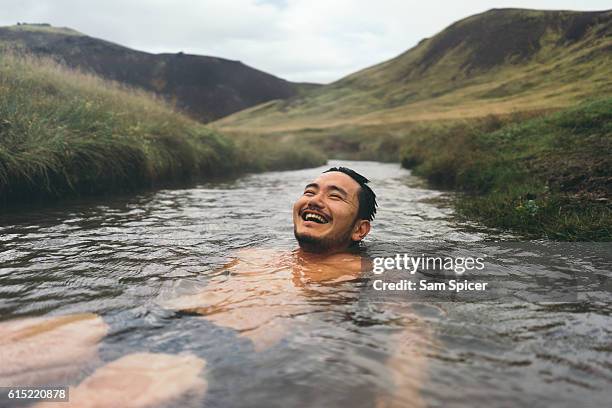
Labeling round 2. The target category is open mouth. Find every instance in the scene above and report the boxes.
[301,210,329,224]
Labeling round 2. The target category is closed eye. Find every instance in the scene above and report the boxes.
[304,190,315,196]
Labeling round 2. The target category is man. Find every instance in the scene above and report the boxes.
[293,166,377,254]
[164,167,379,349]
[2,167,426,407]
[165,166,427,407]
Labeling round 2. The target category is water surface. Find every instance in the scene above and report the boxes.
[0,161,610,407]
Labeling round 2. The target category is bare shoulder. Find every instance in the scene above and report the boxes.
[234,247,287,261]
[224,247,291,274]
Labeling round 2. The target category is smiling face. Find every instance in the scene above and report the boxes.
[293,171,371,254]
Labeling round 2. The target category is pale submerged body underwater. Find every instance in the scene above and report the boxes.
[163,246,431,408]
[1,248,430,408]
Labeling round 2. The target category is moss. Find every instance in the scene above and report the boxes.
[399,98,612,241]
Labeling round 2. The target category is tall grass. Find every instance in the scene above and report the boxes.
[400,98,612,240]
[0,53,325,204]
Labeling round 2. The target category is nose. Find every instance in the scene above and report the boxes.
[306,191,325,209]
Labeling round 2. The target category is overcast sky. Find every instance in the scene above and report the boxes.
[2,0,610,83]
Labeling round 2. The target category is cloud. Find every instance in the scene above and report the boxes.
[1,0,610,83]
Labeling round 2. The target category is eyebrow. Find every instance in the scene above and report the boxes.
[304,183,348,197]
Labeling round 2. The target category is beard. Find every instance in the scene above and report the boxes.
[294,224,356,253]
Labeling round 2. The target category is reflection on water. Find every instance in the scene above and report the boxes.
[0,161,610,407]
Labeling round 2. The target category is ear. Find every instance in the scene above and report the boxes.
[351,220,371,242]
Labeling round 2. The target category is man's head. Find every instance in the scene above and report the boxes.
[293,167,377,254]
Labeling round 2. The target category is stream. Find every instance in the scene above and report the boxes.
[1,160,610,407]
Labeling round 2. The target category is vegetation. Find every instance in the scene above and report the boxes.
[400,99,611,240]
[211,9,611,241]
[0,23,313,123]
[0,53,325,205]
[230,132,325,172]
[9,23,82,36]
[215,9,611,134]
[1,9,609,241]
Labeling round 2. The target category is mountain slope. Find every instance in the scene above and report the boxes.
[0,23,315,122]
[215,8,612,133]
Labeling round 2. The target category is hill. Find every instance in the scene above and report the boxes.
[0,53,325,205]
[0,23,316,122]
[212,8,611,240]
[214,8,612,133]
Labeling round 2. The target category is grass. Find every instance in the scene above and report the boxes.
[207,9,612,240]
[223,100,610,241]
[230,132,326,172]
[2,10,608,241]
[7,23,82,36]
[0,53,325,205]
[214,10,611,134]
[210,8,611,241]
[399,98,612,240]
[226,111,549,165]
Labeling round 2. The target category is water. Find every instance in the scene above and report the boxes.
[0,160,610,407]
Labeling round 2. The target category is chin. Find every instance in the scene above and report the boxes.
[294,229,329,250]
[294,230,323,243]
[294,226,351,254]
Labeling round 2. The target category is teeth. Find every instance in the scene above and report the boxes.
[304,212,327,223]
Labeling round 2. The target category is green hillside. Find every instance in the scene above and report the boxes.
[0,53,324,205]
[215,9,611,134]
[212,8,611,240]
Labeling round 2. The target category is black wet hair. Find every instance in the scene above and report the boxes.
[323,167,377,221]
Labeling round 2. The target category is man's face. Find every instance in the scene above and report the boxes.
[293,171,369,253]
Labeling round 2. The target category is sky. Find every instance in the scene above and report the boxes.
[2,0,610,83]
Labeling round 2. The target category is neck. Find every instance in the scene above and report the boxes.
[296,242,358,259]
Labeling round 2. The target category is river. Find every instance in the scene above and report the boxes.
[0,160,610,407]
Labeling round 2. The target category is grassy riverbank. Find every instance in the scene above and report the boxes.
[0,53,325,204]
[220,101,610,241]
[400,98,611,240]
